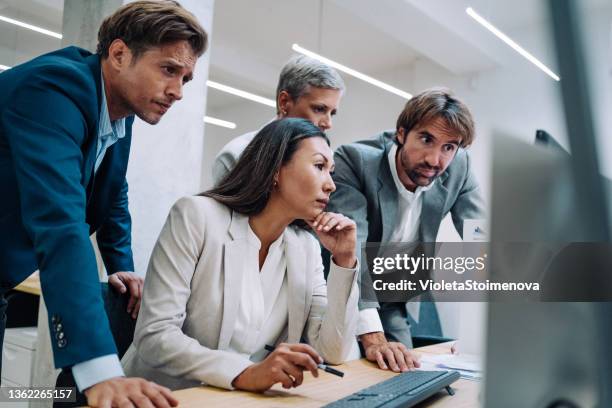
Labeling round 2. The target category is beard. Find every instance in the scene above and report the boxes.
[118,90,164,125]
[399,149,440,186]
[407,167,439,186]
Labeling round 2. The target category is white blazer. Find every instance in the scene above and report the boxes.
[122,196,360,390]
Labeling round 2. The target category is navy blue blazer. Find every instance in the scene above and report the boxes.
[0,47,135,368]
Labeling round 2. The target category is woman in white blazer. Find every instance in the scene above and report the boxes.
[122,118,361,392]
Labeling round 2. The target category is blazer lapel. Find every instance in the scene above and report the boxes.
[82,53,103,193]
[420,173,449,242]
[285,229,310,343]
[217,211,248,349]
[378,144,399,243]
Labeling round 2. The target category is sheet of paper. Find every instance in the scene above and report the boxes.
[417,352,483,380]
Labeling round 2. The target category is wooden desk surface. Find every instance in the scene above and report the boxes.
[172,342,481,408]
[16,268,478,407]
[14,271,41,296]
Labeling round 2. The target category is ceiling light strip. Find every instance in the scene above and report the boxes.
[466,7,560,81]
[207,80,275,107]
[292,43,412,99]
[0,15,62,39]
[203,115,236,129]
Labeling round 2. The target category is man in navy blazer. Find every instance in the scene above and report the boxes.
[0,1,207,406]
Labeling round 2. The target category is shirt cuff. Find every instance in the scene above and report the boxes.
[357,308,384,335]
[330,255,359,272]
[72,354,125,392]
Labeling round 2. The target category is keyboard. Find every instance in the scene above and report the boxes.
[323,370,460,408]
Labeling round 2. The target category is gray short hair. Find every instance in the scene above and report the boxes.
[276,55,345,113]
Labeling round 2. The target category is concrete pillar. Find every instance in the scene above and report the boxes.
[62,0,122,52]
[61,0,214,275]
[126,0,214,274]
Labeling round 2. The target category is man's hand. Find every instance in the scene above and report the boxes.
[108,271,143,319]
[232,343,322,392]
[360,332,420,372]
[84,377,178,408]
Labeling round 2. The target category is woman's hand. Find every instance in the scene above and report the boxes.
[308,212,357,269]
[231,343,322,392]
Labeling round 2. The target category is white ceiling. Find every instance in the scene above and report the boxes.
[0,0,609,110]
[0,0,62,66]
[0,0,62,31]
[206,0,423,109]
[205,0,568,110]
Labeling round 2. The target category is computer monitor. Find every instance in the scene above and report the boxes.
[484,133,609,408]
[534,129,612,231]
[484,0,612,405]
[534,129,568,154]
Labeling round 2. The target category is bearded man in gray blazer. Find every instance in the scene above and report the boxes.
[326,88,485,356]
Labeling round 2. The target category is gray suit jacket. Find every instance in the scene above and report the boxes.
[212,119,275,185]
[212,130,257,185]
[327,130,485,309]
[122,196,360,390]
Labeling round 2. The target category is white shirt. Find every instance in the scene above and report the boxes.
[387,144,435,242]
[95,72,126,173]
[228,223,289,361]
[387,144,435,322]
[356,145,436,334]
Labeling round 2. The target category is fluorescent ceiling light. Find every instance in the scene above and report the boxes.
[203,115,236,129]
[207,80,275,108]
[292,43,412,99]
[466,7,560,81]
[0,15,62,39]
[0,64,11,71]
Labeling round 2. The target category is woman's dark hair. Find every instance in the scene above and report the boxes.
[202,118,329,215]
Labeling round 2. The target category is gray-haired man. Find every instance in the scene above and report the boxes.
[212,54,344,184]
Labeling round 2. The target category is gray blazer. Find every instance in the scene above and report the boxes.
[327,130,485,308]
[211,130,257,185]
[122,196,360,390]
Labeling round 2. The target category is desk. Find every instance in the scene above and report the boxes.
[15,272,41,296]
[14,275,479,407]
[170,342,480,407]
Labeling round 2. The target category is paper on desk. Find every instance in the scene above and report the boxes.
[417,353,483,381]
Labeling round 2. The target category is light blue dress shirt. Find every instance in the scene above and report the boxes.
[71,73,127,391]
[94,74,126,173]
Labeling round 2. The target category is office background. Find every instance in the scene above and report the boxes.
[0,0,611,359]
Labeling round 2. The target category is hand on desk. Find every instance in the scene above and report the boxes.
[84,377,178,408]
[360,332,421,372]
[108,271,144,319]
[232,343,323,392]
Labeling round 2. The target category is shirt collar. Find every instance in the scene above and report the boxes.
[388,144,435,199]
[246,219,285,251]
[99,72,126,140]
